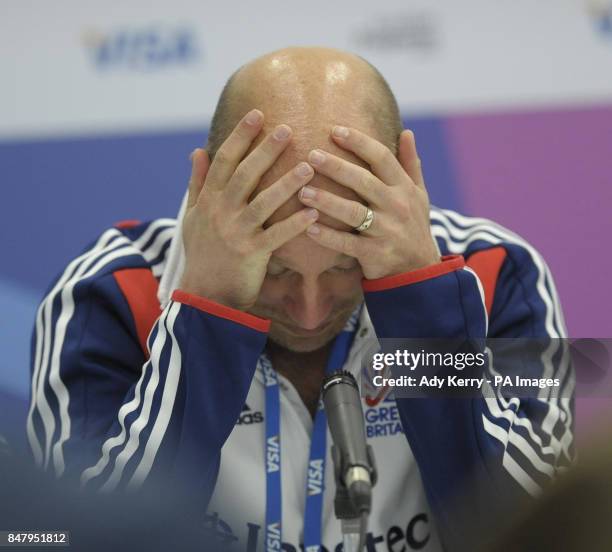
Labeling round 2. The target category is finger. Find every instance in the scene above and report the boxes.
[398,129,425,189]
[243,162,314,227]
[305,223,363,258]
[259,208,319,253]
[206,109,264,188]
[330,126,407,186]
[187,148,210,209]
[298,186,377,234]
[227,123,293,205]
[307,149,385,206]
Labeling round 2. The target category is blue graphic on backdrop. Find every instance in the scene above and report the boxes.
[587,1,612,37]
[82,26,200,71]
[0,279,39,452]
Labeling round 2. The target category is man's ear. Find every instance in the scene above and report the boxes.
[397,130,425,189]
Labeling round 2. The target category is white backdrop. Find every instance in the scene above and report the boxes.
[2,0,612,139]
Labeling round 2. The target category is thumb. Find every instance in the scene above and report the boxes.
[187,148,211,209]
[398,130,425,189]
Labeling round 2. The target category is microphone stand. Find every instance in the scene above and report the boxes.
[331,444,377,552]
[322,370,378,551]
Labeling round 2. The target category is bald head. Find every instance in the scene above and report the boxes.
[205,47,402,230]
[206,47,402,160]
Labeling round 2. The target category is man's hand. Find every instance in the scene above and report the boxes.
[298,126,440,280]
[180,109,318,311]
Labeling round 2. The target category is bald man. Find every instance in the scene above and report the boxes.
[28,48,573,552]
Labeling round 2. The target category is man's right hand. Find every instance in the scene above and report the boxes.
[180,109,318,311]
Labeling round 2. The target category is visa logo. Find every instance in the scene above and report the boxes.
[266,435,280,473]
[262,358,277,387]
[307,458,324,495]
[83,26,199,71]
[266,521,282,551]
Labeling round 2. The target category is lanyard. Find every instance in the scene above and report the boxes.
[263,309,360,552]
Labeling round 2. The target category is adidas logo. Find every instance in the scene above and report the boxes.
[237,402,264,425]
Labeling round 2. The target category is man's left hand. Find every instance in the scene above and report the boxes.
[298,126,440,280]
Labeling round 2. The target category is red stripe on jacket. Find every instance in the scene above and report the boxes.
[114,219,142,229]
[113,268,162,357]
[466,247,507,316]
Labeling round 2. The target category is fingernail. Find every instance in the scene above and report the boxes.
[306,208,319,220]
[300,186,316,200]
[189,148,198,161]
[273,125,291,141]
[333,126,349,138]
[309,150,326,165]
[295,162,312,177]
[245,109,263,125]
[307,223,320,234]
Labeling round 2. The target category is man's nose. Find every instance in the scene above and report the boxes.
[284,278,333,330]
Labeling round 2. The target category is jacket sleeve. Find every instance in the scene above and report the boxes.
[363,247,574,547]
[27,235,268,502]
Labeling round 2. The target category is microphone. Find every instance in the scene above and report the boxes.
[322,371,377,552]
